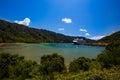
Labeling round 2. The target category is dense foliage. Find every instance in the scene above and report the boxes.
[67,41,120,79]
[0,53,37,80]
[39,53,65,75]
[98,31,120,43]
[0,53,66,80]
[97,41,120,68]
[0,20,94,43]
[69,57,92,72]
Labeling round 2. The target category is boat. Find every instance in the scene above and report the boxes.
[73,38,86,45]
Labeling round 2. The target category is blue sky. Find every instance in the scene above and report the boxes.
[0,0,120,40]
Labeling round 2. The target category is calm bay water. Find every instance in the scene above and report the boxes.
[0,43,105,64]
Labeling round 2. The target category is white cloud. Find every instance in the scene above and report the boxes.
[80,28,87,32]
[62,18,72,23]
[15,18,31,26]
[85,33,90,36]
[58,28,64,31]
[90,35,105,40]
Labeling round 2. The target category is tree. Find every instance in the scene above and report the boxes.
[0,52,37,80]
[69,57,91,72]
[39,53,65,75]
[97,41,120,68]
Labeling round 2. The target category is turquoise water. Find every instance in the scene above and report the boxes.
[0,43,105,64]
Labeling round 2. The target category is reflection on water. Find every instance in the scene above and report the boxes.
[0,43,105,64]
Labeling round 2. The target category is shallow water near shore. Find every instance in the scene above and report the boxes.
[0,43,105,64]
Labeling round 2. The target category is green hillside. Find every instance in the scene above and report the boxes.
[98,31,120,43]
[0,20,94,43]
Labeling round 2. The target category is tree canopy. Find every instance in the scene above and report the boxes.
[97,41,120,68]
[0,19,94,43]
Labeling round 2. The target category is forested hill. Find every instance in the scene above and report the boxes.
[0,19,94,43]
[97,31,120,43]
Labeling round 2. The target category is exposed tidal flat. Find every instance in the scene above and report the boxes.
[0,43,105,64]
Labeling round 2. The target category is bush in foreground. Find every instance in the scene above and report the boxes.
[97,41,120,68]
[0,52,37,80]
[39,53,65,75]
[69,57,92,73]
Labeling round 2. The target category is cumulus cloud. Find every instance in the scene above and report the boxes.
[62,18,72,23]
[90,35,105,40]
[15,18,31,26]
[85,33,90,36]
[58,28,64,31]
[80,28,87,32]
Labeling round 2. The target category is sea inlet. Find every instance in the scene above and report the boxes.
[0,43,105,64]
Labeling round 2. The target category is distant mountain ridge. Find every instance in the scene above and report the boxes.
[97,31,120,43]
[0,19,94,43]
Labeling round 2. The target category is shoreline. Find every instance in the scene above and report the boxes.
[0,42,108,47]
[85,42,108,47]
[0,43,105,65]
[0,43,26,47]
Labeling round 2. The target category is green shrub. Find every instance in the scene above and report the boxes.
[97,41,120,68]
[39,53,65,75]
[88,74,106,80]
[69,57,91,72]
[0,52,37,80]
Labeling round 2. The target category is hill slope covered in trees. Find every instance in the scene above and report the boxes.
[0,20,94,43]
[98,31,120,43]
[0,20,93,43]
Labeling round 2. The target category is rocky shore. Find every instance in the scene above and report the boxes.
[85,42,108,47]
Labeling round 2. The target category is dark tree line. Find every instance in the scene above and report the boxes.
[0,19,94,43]
[98,31,120,43]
